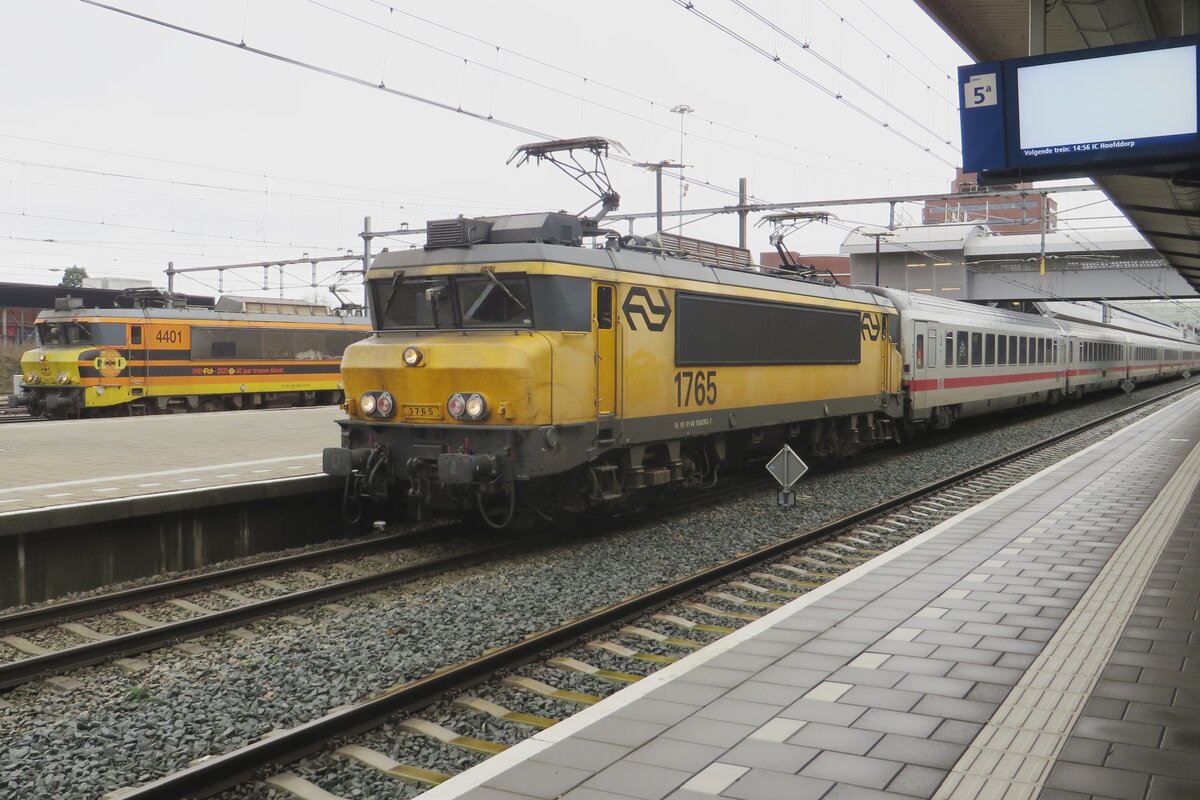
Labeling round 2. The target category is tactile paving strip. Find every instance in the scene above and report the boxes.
[934,437,1200,799]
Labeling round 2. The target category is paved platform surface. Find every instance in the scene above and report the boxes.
[0,406,339,514]
[423,390,1200,800]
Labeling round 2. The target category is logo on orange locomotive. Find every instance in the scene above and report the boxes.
[93,349,128,378]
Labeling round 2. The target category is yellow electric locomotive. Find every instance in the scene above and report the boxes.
[325,214,903,525]
[20,292,369,418]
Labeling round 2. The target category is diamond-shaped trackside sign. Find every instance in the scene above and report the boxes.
[766,445,808,490]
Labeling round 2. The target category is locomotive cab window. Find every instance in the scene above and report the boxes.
[596,285,613,330]
[130,325,142,346]
[457,273,532,328]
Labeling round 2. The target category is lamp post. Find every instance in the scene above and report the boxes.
[670,104,694,230]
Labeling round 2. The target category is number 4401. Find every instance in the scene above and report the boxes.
[674,370,718,407]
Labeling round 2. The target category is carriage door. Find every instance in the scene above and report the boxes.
[595,284,617,423]
[911,322,932,412]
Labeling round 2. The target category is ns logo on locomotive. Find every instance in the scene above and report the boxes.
[323,137,1200,528]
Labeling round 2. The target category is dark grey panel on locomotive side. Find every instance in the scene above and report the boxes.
[675,293,862,367]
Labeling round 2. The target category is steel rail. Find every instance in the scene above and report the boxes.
[0,525,462,637]
[0,533,562,691]
[114,380,1200,799]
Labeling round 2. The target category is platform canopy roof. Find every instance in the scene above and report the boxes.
[915,0,1200,294]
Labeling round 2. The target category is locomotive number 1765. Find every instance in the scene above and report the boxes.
[674,370,718,407]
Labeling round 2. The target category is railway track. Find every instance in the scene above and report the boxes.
[102,381,1199,799]
[0,472,771,692]
[0,525,467,688]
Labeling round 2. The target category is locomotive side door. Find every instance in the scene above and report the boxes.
[595,283,618,422]
[128,319,148,400]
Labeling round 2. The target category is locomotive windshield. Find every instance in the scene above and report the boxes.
[372,273,533,330]
[35,321,127,346]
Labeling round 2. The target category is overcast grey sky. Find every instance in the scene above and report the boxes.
[0,1,1121,301]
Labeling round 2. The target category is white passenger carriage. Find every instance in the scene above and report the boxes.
[866,288,1069,428]
[1037,301,1200,392]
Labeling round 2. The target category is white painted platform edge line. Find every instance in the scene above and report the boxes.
[0,404,339,432]
[419,393,1200,800]
[0,474,328,519]
[933,433,1200,799]
[0,453,323,495]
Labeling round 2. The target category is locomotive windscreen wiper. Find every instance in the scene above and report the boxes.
[379,272,404,324]
[484,267,526,312]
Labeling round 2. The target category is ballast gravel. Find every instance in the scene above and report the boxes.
[0,380,1196,800]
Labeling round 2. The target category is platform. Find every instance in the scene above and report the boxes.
[0,405,338,515]
[425,389,1200,800]
[0,407,346,605]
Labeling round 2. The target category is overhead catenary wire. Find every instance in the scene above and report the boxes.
[727,0,957,149]
[76,0,756,204]
[670,0,959,168]
[339,0,948,185]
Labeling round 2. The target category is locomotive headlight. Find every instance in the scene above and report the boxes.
[57,372,70,384]
[25,372,39,384]
[38,354,47,362]
[359,393,377,415]
[447,393,467,419]
[375,392,395,418]
[402,346,423,367]
[465,393,488,420]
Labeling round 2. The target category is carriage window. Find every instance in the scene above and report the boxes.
[998,335,1007,365]
[971,332,983,366]
[945,331,955,366]
[985,334,995,365]
[928,329,937,367]
[1018,337,1027,365]
[1053,341,1059,363]
[956,331,969,367]
[1037,338,1045,364]
[915,334,924,370]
